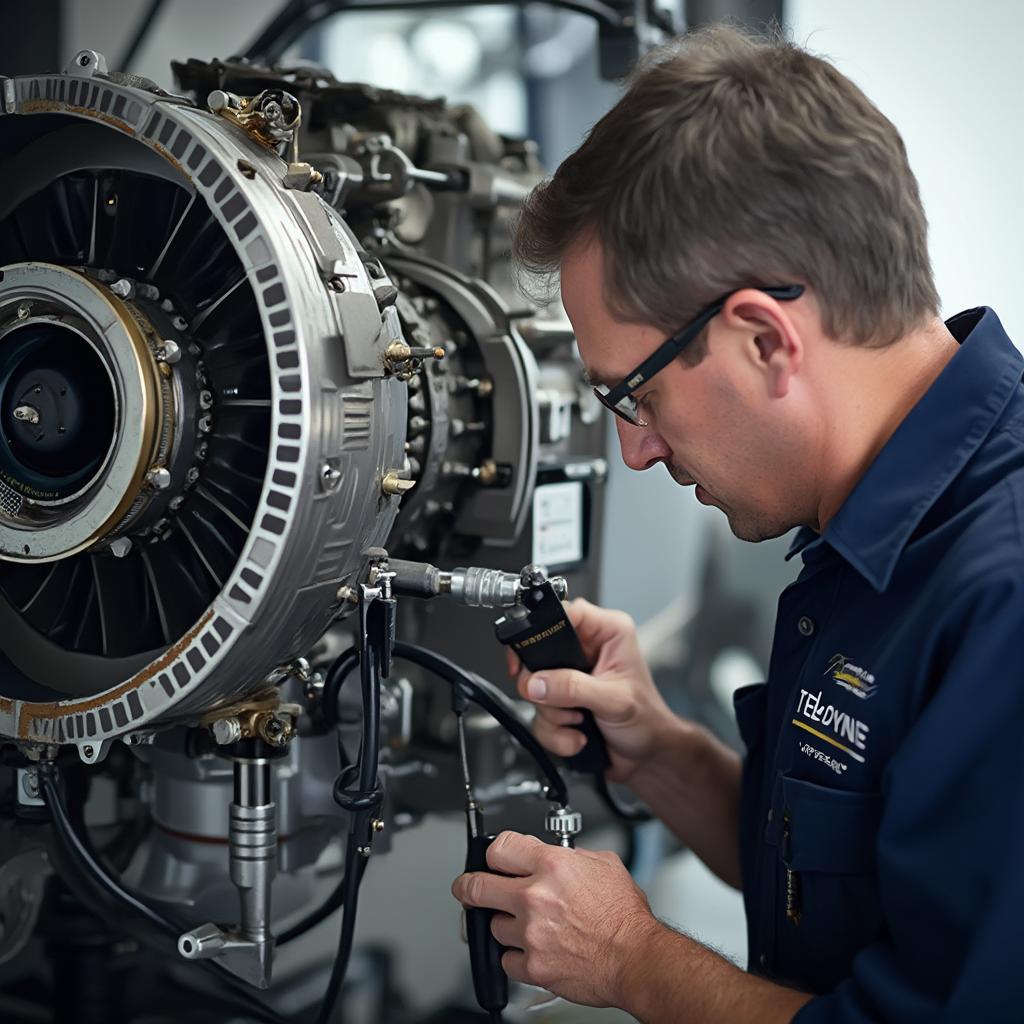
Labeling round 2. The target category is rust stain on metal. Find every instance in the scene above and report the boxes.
[21,100,137,138]
[19,102,192,181]
[17,609,216,738]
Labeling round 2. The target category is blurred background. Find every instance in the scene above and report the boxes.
[2,0,1022,1020]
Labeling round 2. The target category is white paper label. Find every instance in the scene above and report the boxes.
[532,481,584,566]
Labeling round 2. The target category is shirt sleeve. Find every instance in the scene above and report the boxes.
[793,572,1024,1023]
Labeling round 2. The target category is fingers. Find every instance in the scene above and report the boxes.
[489,911,521,949]
[505,646,521,681]
[451,869,522,914]
[563,598,636,659]
[535,705,585,727]
[501,948,529,984]
[485,830,547,876]
[534,715,588,758]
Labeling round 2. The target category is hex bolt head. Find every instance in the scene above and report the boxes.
[109,536,133,558]
[110,278,135,299]
[147,467,171,490]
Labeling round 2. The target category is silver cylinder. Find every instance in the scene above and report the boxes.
[230,760,277,944]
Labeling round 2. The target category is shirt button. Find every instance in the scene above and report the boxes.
[797,615,815,637]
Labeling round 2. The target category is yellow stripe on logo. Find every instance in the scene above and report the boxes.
[791,718,866,764]
[833,671,864,688]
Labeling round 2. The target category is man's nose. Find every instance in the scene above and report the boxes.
[615,417,672,471]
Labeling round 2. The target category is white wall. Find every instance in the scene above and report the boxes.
[787,0,1024,345]
[64,0,284,89]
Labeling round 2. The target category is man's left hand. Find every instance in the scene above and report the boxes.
[451,829,662,1007]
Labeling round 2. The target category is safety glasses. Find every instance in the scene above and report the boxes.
[592,284,805,426]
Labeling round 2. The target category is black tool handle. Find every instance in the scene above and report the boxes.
[495,584,611,775]
[466,834,508,1014]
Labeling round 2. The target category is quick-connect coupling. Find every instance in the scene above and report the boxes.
[545,806,583,847]
[445,566,521,608]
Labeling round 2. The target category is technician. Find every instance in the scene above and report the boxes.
[451,24,1024,1022]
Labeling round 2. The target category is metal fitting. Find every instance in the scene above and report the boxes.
[545,806,583,847]
[382,471,416,496]
[146,467,171,490]
[110,278,135,300]
[211,718,243,746]
[109,536,133,558]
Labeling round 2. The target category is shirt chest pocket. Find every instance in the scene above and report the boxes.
[770,773,886,991]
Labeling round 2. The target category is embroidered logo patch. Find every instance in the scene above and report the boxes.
[825,653,877,700]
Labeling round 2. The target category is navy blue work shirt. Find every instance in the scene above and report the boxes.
[735,308,1024,1022]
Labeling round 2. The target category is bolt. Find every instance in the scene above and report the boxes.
[199,390,213,410]
[78,53,91,67]
[110,278,135,299]
[21,771,39,799]
[381,471,415,496]
[168,496,185,511]
[16,303,31,320]
[109,536,133,558]
[194,442,209,460]
[336,585,357,603]
[147,467,171,490]
[185,467,200,486]
[172,316,188,331]
[83,745,95,759]
[158,340,182,365]
[13,404,40,425]
[211,718,242,746]
[321,463,342,491]
[372,819,385,833]
[198,415,212,434]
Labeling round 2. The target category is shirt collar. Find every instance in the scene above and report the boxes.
[788,308,1024,590]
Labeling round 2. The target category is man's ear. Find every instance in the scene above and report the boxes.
[723,290,803,399]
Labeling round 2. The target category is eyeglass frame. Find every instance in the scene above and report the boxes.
[591,284,805,427]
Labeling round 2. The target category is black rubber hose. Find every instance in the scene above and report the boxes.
[318,642,569,806]
[315,612,383,1024]
[393,641,570,808]
[313,832,366,1024]
[283,639,572,950]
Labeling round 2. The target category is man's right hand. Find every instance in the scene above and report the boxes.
[509,597,678,784]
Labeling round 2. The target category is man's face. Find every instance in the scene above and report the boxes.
[560,239,809,542]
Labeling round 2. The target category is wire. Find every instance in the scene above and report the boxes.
[392,641,570,808]
[315,595,386,1024]
[317,642,569,807]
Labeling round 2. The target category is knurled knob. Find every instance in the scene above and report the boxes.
[545,807,583,838]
